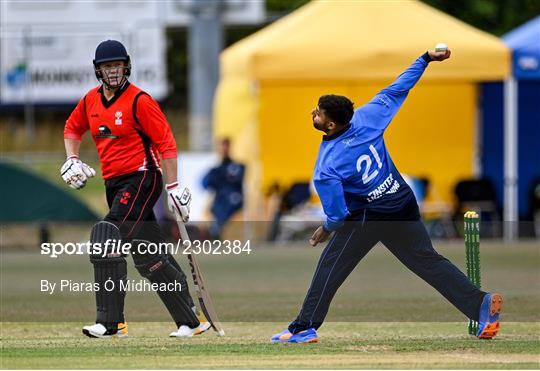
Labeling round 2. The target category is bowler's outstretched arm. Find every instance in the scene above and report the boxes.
[356,49,450,132]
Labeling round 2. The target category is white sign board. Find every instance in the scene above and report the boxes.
[0,26,167,104]
[0,0,264,105]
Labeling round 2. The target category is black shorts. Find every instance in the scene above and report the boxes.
[104,170,164,241]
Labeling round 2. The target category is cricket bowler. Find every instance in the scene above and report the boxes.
[62,40,209,338]
[271,48,503,343]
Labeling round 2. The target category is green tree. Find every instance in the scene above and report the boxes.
[423,0,540,36]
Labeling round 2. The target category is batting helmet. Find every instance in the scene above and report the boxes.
[93,40,131,87]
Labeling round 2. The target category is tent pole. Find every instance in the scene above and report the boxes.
[473,85,482,177]
[503,77,518,242]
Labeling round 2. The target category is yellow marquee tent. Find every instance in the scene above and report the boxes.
[214,0,510,218]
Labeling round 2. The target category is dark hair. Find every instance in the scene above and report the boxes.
[318,94,354,126]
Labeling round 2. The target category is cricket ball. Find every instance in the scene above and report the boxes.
[435,43,448,52]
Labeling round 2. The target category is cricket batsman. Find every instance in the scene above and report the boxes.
[62,40,209,338]
[271,47,503,343]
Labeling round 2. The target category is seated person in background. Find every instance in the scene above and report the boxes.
[202,138,245,239]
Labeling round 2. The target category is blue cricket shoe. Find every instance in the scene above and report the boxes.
[477,293,503,339]
[271,328,319,343]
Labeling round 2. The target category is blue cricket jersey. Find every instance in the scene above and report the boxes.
[314,54,431,231]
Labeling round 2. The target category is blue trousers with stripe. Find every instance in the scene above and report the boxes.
[288,197,486,334]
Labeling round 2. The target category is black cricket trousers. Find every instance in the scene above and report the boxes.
[289,196,486,333]
[104,170,164,241]
[101,170,198,327]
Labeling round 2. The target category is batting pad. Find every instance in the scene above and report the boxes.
[89,221,126,326]
[132,240,199,328]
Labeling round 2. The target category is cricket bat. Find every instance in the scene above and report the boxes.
[173,213,225,336]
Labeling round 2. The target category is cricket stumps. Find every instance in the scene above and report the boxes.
[464,211,481,335]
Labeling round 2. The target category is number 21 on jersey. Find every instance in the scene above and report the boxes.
[356,145,383,184]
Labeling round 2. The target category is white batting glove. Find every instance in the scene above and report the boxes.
[166,182,191,222]
[60,155,96,190]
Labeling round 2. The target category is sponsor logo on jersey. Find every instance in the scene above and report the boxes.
[95,125,119,139]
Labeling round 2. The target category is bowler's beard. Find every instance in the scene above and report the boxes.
[313,121,328,133]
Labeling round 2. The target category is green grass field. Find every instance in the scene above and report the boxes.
[2,322,539,369]
[1,242,539,368]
